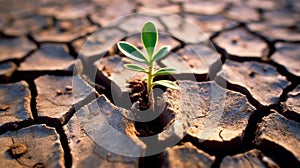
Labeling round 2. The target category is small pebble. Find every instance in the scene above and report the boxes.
[33,163,44,168]
[248,71,256,77]
[65,85,72,91]
[56,89,63,95]
[10,143,27,158]
[0,105,9,111]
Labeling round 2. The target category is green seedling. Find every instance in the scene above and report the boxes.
[117,22,179,93]
[117,21,179,108]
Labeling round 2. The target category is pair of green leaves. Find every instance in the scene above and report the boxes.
[117,22,179,91]
[118,42,170,64]
[117,22,170,63]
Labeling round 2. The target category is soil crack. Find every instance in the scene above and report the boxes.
[218,130,224,142]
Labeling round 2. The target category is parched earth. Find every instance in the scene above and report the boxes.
[0,0,299,168]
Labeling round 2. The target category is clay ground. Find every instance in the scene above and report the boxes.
[0,0,299,168]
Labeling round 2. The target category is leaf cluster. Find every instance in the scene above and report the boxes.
[117,22,179,92]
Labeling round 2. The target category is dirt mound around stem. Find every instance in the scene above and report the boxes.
[128,79,150,111]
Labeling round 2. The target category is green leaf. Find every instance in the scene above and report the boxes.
[117,41,148,63]
[152,46,171,62]
[124,64,148,73]
[153,67,177,76]
[142,22,158,58]
[152,80,180,90]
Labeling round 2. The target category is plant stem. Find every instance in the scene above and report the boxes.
[147,64,153,93]
[147,61,155,112]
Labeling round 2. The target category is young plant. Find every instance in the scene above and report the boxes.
[117,21,179,108]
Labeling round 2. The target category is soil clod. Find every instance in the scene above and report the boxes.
[10,143,28,158]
